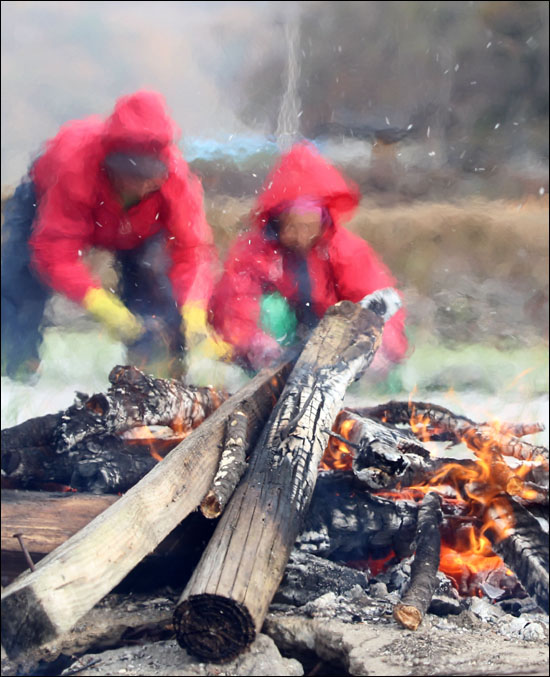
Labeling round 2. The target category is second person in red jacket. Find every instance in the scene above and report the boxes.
[210,142,409,373]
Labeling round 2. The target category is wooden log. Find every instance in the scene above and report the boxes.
[173,289,402,663]
[354,400,549,461]
[325,410,433,490]
[200,409,249,519]
[0,360,291,659]
[1,490,119,557]
[1,430,180,494]
[1,490,119,585]
[296,471,420,561]
[483,495,549,613]
[63,366,227,450]
[393,492,443,630]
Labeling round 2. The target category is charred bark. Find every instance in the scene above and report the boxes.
[297,471,420,562]
[2,429,180,493]
[354,401,548,461]
[484,495,549,613]
[325,410,434,490]
[393,492,443,630]
[55,366,227,450]
[200,409,249,519]
[173,289,402,663]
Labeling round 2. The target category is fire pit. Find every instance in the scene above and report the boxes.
[1,290,548,676]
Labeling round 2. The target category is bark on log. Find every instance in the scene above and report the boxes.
[483,495,549,613]
[200,409,249,519]
[1,430,179,494]
[393,492,443,630]
[173,289,402,663]
[0,360,291,659]
[56,365,227,450]
[325,410,433,490]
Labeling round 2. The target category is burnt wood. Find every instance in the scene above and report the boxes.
[354,400,548,461]
[484,495,549,613]
[60,366,227,450]
[0,360,291,659]
[200,409,250,519]
[393,491,443,630]
[173,289,402,663]
[297,471,420,561]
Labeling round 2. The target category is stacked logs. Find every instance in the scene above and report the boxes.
[1,288,548,662]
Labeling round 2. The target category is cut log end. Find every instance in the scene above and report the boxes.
[174,593,255,662]
[393,603,423,631]
[200,491,222,519]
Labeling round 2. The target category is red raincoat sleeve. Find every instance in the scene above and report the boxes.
[210,234,268,357]
[330,229,409,363]
[163,171,217,309]
[29,184,102,304]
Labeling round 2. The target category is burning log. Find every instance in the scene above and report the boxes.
[393,491,443,630]
[2,424,185,494]
[173,289,402,663]
[0,360,291,659]
[56,365,227,450]
[483,495,549,613]
[325,410,434,490]
[297,471,420,561]
[354,400,549,461]
[1,366,228,491]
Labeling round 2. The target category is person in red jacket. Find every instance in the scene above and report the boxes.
[1,90,229,380]
[210,142,408,373]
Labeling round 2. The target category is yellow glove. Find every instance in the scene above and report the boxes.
[181,303,233,361]
[83,288,144,343]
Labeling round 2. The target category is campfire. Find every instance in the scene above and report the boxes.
[1,289,548,674]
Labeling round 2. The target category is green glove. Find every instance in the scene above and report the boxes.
[260,292,297,346]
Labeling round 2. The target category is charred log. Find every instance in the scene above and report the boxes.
[174,289,402,663]
[200,410,250,519]
[55,366,227,450]
[393,492,443,630]
[353,401,548,461]
[297,471,420,562]
[273,550,369,607]
[484,495,549,613]
[1,412,65,454]
[1,429,179,493]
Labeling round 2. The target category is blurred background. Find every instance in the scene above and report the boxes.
[1,1,548,438]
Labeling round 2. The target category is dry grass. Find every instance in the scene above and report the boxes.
[205,194,549,290]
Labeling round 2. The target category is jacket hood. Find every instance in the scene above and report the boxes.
[102,90,180,155]
[254,142,360,231]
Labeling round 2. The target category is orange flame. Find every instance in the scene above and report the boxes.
[320,417,355,470]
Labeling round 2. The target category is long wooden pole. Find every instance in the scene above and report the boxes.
[174,290,401,662]
[1,360,291,658]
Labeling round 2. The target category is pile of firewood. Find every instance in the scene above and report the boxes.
[1,289,548,665]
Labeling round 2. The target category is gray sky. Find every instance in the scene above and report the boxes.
[1,0,288,185]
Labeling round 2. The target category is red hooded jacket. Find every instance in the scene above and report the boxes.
[210,143,408,363]
[28,91,215,307]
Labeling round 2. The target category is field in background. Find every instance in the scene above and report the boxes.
[1,196,548,433]
[206,195,549,347]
